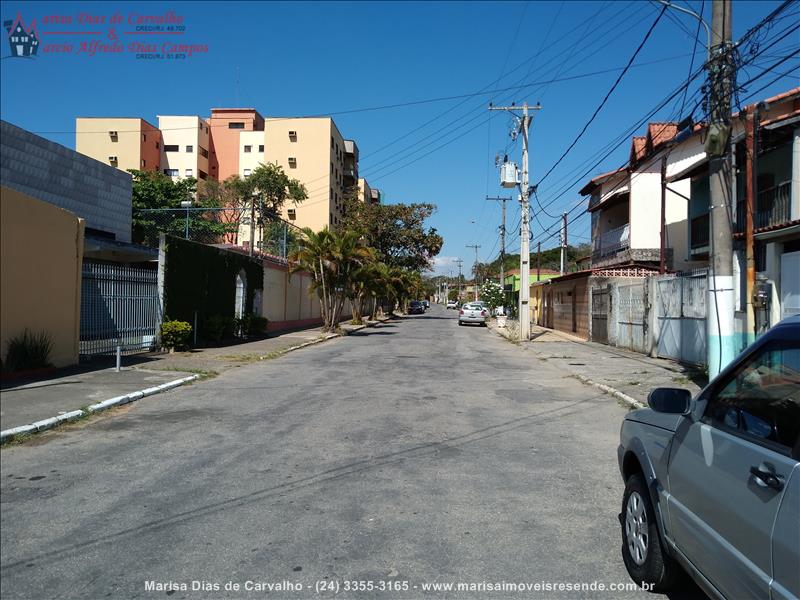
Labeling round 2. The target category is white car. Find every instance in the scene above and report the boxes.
[458,303,489,326]
[446,300,458,310]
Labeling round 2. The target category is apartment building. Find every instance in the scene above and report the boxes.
[357,177,382,205]
[208,108,265,181]
[158,115,211,180]
[263,117,355,233]
[76,117,162,173]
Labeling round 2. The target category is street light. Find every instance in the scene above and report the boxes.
[180,200,192,239]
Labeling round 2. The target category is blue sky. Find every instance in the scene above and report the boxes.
[1,1,797,275]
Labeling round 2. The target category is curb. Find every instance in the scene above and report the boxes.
[0,374,199,443]
[571,374,646,410]
[257,319,382,359]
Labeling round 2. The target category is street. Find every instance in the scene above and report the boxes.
[2,307,682,599]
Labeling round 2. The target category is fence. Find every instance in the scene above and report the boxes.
[134,207,300,259]
[80,260,160,356]
[615,281,647,354]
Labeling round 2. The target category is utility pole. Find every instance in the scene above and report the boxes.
[490,101,541,340]
[706,0,735,377]
[486,195,511,287]
[454,259,463,302]
[559,213,568,275]
[466,244,481,301]
[537,241,541,281]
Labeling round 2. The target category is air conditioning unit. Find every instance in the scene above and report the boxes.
[108,156,118,163]
[287,208,297,220]
[288,130,297,138]
[109,130,118,137]
[288,157,297,167]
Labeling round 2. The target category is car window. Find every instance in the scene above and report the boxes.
[703,341,800,456]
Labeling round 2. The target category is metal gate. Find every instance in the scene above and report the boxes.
[591,287,609,344]
[616,281,647,354]
[80,260,160,356]
[655,270,707,366]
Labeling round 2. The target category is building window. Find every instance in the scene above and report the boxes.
[141,159,146,167]
[198,170,208,180]
[186,145,193,153]
[156,141,160,149]
[330,163,333,174]
[142,133,147,142]
[164,169,179,177]
[185,168,193,177]
[164,145,179,152]
[199,146,209,158]
[258,145,264,152]
[244,145,252,153]
[289,130,297,141]
[243,168,252,177]
[288,157,297,168]
[229,122,245,129]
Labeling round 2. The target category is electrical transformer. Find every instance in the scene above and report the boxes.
[500,162,519,188]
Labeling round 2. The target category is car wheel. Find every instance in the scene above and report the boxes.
[458,321,463,326]
[621,473,682,592]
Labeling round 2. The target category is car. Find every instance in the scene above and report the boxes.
[408,300,425,315]
[446,300,458,310]
[423,300,430,309]
[458,303,489,326]
[617,315,799,600]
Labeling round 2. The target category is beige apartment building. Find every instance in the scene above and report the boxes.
[358,177,381,205]
[76,117,162,173]
[158,115,211,181]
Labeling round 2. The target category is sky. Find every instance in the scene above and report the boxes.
[1,1,797,276]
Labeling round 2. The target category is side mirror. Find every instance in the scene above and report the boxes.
[648,388,692,415]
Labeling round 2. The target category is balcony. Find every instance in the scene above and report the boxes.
[756,181,791,229]
[592,223,630,259]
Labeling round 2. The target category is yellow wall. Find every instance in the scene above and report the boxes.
[1,186,84,368]
[76,117,160,173]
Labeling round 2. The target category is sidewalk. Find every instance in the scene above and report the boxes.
[489,321,708,408]
[1,317,392,439]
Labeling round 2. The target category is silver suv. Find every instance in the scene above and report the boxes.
[618,315,799,600]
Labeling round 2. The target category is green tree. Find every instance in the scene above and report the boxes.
[341,190,443,271]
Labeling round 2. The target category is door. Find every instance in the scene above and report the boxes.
[667,336,800,599]
[781,251,800,320]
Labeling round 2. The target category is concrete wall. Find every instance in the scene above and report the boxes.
[1,186,84,368]
[1,119,132,242]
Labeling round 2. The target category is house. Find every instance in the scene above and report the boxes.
[4,13,39,58]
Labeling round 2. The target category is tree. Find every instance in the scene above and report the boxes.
[289,227,372,331]
[341,191,443,271]
[196,176,251,244]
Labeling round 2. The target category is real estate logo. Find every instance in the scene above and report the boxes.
[4,13,40,58]
[3,8,208,60]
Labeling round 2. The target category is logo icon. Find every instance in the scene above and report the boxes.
[4,12,39,58]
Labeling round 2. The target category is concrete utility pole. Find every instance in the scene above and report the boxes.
[537,241,541,281]
[466,244,481,301]
[487,195,511,305]
[454,259,463,302]
[559,213,568,275]
[490,102,541,340]
[706,0,735,377]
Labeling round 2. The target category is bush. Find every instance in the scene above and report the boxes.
[160,320,192,350]
[204,314,236,342]
[4,329,53,372]
[248,315,269,336]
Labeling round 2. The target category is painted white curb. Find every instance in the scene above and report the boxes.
[573,374,645,410]
[0,374,199,443]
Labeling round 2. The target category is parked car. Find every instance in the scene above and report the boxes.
[617,315,799,600]
[423,300,430,309]
[458,303,489,326]
[408,300,425,315]
[446,300,458,310]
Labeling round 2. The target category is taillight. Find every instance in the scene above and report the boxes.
[459,309,464,315]
[481,310,488,316]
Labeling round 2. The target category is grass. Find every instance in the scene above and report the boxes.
[672,375,690,384]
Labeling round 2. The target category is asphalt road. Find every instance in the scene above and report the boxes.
[1,307,697,599]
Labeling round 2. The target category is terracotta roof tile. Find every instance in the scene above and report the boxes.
[647,122,678,149]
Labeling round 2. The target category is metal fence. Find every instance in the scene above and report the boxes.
[615,281,647,354]
[134,207,300,259]
[80,260,160,356]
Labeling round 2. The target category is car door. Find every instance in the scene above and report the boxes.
[666,337,800,600]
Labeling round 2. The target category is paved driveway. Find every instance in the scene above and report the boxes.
[1,307,696,599]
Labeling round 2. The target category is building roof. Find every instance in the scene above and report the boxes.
[646,122,678,151]
[629,136,647,164]
[578,167,626,196]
